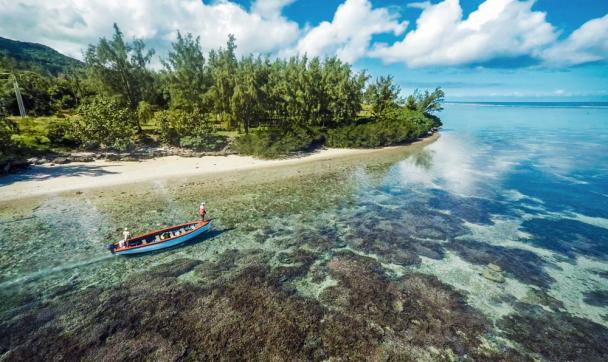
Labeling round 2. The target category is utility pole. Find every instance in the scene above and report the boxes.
[0,72,26,117]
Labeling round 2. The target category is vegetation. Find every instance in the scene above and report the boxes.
[0,23,444,163]
[74,96,135,151]
[0,36,84,75]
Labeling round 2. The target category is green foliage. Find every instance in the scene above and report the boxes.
[326,108,437,148]
[47,76,78,110]
[406,87,445,114]
[233,126,324,158]
[0,116,17,159]
[162,32,208,111]
[74,96,136,151]
[136,101,155,127]
[179,134,228,152]
[0,28,444,157]
[364,75,401,116]
[153,109,211,145]
[0,36,83,76]
[85,23,155,131]
[207,34,238,123]
[46,118,78,147]
[0,71,51,115]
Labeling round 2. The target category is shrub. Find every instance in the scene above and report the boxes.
[326,108,437,148]
[47,118,79,147]
[154,109,213,146]
[233,126,324,158]
[74,96,136,151]
[0,116,18,159]
[179,134,228,152]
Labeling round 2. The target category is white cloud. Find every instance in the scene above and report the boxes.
[0,0,605,69]
[370,0,557,67]
[541,14,608,66]
[0,0,300,60]
[287,0,407,63]
[252,0,296,19]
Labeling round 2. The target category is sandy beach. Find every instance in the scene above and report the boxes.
[0,134,438,202]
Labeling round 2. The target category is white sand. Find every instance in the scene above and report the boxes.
[0,137,437,202]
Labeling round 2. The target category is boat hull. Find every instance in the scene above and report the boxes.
[114,221,211,255]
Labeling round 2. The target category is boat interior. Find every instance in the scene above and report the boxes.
[123,222,201,248]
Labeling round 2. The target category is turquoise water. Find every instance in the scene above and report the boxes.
[1,103,607,360]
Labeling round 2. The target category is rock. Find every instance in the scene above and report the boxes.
[27,157,39,164]
[523,288,564,310]
[105,153,120,161]
[71,153,96,162]
[277,253,293,264]
[53,157,70,164]
[487,263,502,272]
[392,299,404,312]
[482,269,505,283]
[35,158,47,165]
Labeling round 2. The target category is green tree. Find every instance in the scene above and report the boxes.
[231,56,267,134]
[84,23,155,131]
[207,34,237,126]
[364,75,401,116]
[48,75,78,111]
[406,87,445,114]
[162,32,208,111]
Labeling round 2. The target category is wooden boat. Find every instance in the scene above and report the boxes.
[106,220,211,255]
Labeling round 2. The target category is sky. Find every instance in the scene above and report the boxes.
[0,0,607,101]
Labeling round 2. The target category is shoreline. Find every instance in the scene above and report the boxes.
[0,134,439,202]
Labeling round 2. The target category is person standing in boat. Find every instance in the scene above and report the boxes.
[121,228,131,247]
[199,201,206,221]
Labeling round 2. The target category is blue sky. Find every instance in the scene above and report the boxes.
[1,0,607,101]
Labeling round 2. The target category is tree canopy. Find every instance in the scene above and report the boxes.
[0,25,444,159]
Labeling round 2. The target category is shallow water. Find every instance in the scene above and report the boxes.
[1,103,608,360]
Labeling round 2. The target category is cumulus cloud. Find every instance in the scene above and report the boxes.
[541,14,608,66]
[0,0,300,60]
[370,0,557,67]
[0,0,605,69]
[286,0,408,63]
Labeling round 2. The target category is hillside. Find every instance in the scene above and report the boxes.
[0,36,83,75]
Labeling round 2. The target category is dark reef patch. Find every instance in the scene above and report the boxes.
[499,304,608,361]
[345,207,466,266]
[318,251,492,359]
[427,189,506,225]
[520,218,608,259]
[0,249,529,360]
[447,239,555,288]
[583,290,608,307]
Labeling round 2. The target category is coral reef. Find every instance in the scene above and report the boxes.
[1,249,530,361]
[499,304,608,361]
[446,239,554,288]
